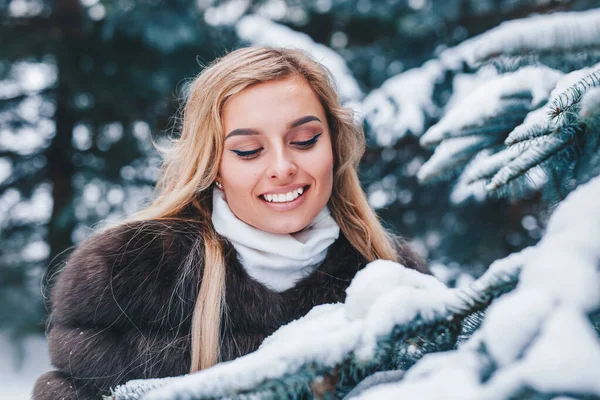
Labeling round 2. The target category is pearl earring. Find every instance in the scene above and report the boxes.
[215,181,223,189]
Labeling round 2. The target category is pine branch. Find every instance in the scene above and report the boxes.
[504,109,554,146]
[462,148,522,185]
[487,133,574,191]
[417,135,499,183]
[443,9,600,66]
[362,60,444,145]
[420,66,562,148]
[449,148,521,205]
[550,67,600,123]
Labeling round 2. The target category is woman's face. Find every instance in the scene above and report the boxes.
[218,75,335,234]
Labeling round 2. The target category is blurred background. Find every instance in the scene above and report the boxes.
[1,0,598,397]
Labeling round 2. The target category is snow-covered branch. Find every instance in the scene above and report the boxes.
[360,60,444,145]
[413,13,600,203]
[355,174,600,400]
[440,8,600,67]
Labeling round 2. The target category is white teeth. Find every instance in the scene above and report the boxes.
[262,187,306,203]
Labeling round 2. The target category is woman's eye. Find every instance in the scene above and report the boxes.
[231,148,263,160]
[292,133,322,149]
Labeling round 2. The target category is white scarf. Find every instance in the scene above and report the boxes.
[211,188,340,292]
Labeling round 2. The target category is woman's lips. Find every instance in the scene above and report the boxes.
[259,185,310,211]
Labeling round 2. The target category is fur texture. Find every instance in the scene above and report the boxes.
[33,219,425,399]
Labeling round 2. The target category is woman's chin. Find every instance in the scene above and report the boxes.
[256,219,311,235]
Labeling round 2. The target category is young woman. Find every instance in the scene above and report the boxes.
[33,47,426,399]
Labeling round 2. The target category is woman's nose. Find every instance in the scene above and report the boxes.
[267,149,298,180]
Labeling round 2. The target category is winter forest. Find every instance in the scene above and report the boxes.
[1,0,600,399]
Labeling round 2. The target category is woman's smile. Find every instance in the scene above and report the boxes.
[258,185,311,211]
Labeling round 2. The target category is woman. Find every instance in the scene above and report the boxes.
[33,47,426,399]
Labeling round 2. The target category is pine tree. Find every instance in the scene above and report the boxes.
[106,7,600,400]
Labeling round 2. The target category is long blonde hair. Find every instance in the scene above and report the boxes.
[124,47,408,372]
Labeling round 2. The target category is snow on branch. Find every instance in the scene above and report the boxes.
[360,60,444,145]
[419,65,562,148]
[504,106,553,146]
[416,135,498,183]
[362,9,600,148]
[487,132,575,191]
[550,67,600,123]
[482,63,600,195]
[440,9,600,67]
[418,46,600,202]
[355,175,600,400]
[450,146,523,205]
[235,14,362,103]
[416,66,566,186]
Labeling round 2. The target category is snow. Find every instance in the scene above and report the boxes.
[420,66,563,148]
[360,9,598,148]
[480,307,600,398]
[345,260,447,320]
[235,14,362,103]
[360,59,444,145]
[354,367,481,400]
[550,64,600,124]
[580,86,600,119]
[416,66,564,185]
[439,9,600,67]
[21,240,51,262]
[450,147,523,204]
[112,238,534,400]
[12,61,58,94]
[504,106,551,146]
[486,134,568,191]
[9,183,53,224]
[480,289,553,366]
[444,67,498,110]
[355,283,454,361]
[417,135,495,183]
[501,307,600,394]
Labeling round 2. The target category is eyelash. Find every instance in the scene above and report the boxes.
[232,133,322,160]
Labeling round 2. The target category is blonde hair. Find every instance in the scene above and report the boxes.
[124,47,406,372]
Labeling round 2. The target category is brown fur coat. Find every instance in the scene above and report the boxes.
[33,219,425,399]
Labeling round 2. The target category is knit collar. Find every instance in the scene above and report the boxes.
[211,188,340,292]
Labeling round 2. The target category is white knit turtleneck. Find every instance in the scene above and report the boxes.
[211,188,340,292]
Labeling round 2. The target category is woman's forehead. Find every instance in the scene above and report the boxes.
[221,76,326,134]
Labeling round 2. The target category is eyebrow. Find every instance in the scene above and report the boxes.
[225,115,322,139]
